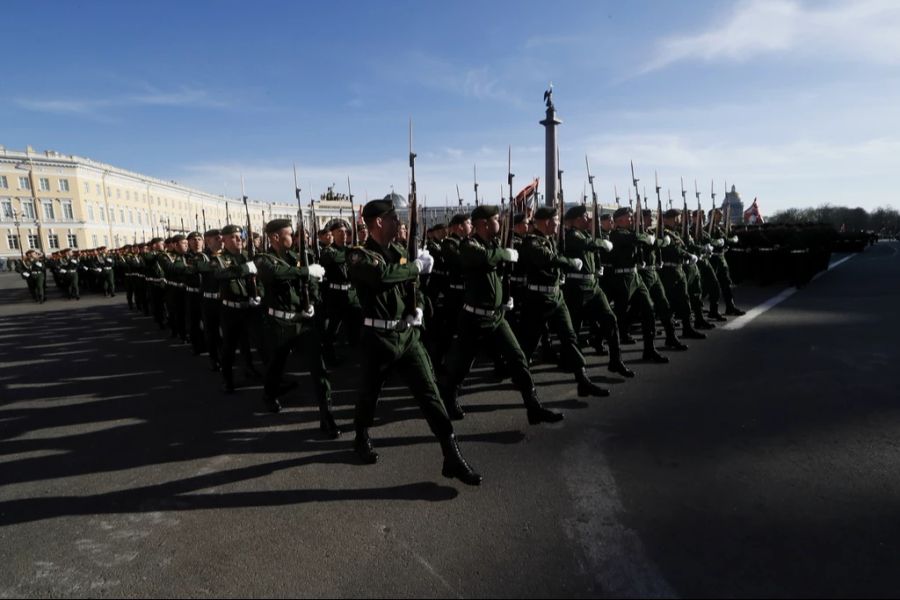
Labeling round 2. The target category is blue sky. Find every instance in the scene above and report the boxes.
[4,0,899,215]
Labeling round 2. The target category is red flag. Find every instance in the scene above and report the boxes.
[743,197,764,224]
[514,177,540,210]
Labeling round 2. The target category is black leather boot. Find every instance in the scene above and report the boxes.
[440,382,465,421]
[439,435,482,486]
[682,325,707,339]
[354,430,378,464]
[222,370,235,394]
[523,388,564,424]
[575,368,610,397]
[318,397,341,439]
[708,303,728,322]
[606,337,635,378]
[262,393,282,413]
[664,334,689,351]
[642,346,670,363]
[725,303,746,316]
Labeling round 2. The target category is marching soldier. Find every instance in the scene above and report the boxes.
[58,248,81,300]
[319,219,362,364]
[181,232,208,356]
[562,205,634,376]
[639,209,688,351]
[161,235,188,342]
[709,210,746,316]
[517,206,611,396]
[196,229,224,371]
[607,207,669,363]
[94,246,117,298]
[16,250,46,303]
[347,198,481,486]
[441,204,563,424]
[434,213,471,368]
[255,219,339,437]
[144,238,167,328]
[690,211,726,322]
[660,209,708,340]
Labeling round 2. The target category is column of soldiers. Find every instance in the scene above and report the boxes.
[9,195,848,487]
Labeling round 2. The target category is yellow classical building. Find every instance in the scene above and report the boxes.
[0,146,296,259]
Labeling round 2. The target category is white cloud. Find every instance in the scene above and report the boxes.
[642,0,900,73]
[14,84,231,117]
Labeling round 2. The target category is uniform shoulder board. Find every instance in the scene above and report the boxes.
[349,247,381,267]
[526,235,544,248]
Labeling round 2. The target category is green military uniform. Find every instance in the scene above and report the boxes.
[58,251,81,300]
[17,253,46,303]
[254,219,338,435]
[659,216,707,340]
[144,241,167,329]
[179,235,209,356]
[435,224,467,367]
[159,241,187,341]
[691,227,725,321]
[194,234,224,371]
[637,217,687,350]
[94,250,117,297]
[347,198,480,485]
[441,205,563,424]
[709,223,745,315]
[319,239,362,362]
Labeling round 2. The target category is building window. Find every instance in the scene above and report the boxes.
[22,200,35,219]
[84,182,90,194]
[48,233,60,249]
[99,205,105,221]
[109,208,115,223]
[119,209,125,223]
[43,201,55,220]
[67,233,78,248]
[129,209,134,224]
[96,184,101,195]
[39,177,50,191]
[1,198,11,218]
[137,212,142,225]
[103,235,108,246]
[7,233,20,250]
[87,205,94,220]
[59,179,70,192]
[116,189,120,199]
[92,234,98,247]
[28,233,39,249]
[0,176,8,189]
[62,201,74,220]
[19,177,31,190]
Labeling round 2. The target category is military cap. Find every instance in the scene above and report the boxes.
[327,219,350,232]
[265,218,293,235]
[513,213,527,225]
[450,213,471,226]
[533,206,558,220]
[149,237,164,244]
[362,199,395,220]
[97,245,108,251]
[471,205,499,221]
[641,208,653,217]
[613,207,633,220]
[432,222,446,230]
[356,221,368,230]
[171,234,186,243]
[564,205,587,220]
[164,237,173,244]
[204,228,221,237]
[187,231,202,240]
[663,208,681,219]
[221,224,243,235]
[600,213,613,222]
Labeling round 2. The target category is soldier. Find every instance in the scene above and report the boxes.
[317,228,333,252]
[639,209,688,351]
[161,235,188,342]
[94,246,117,298]
[58,248,81,300]
[196,229,224,371]
[660,209,707,340]
[143,238,167,327]
[517,206,611,396]
[319,219,363,364]
[347,198,481,486]
[690,211,726,322]
[214,224,262,393]
[709,209,746,316]
[17,250,46,303]
[607,207,669,363]
[255,219,340,437]
[434,213,471,368]
[562,205,634,376]
[180,232,208,356]
[441,204,563,424]
[682,220,716,331]
[357,222,369,245]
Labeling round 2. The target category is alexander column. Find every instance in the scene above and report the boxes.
[540,84,562,207]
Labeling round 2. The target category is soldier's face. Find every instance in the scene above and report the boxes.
[615,214,632,229]
[223,233,243,253]
[176,240,189,254]
[601,219,612,232]
[205,234,222,253]
[643,215,653,228]
[333,227,347,246]
[475,215,500,239]
[398,224,408,240]
[514,222,529,235]
[358,228,368,242]
[270,227,293,250]
[460,219,473,237]
[664,218,679,229]
[536,216,559,236]
[188,237,203,252]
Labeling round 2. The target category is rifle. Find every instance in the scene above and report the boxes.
[456,184,463,209]
[694,179,702,241]
[557,145,565,252]
[240,175,260,301]
[181,217,185,235]
[614,185,621,207]
[293,166,312,311]
[504,146,515,303]
[681,177,689,241]
[655,172,663,238]
[473,164,479,207]
[195,212,199,232]
[348,176,358,246]
[407,118,419,314]
[202,208,207,233]
[586,155,598,240]
[309,198,321,263]
[225,200,230,225]
[631,161,642,235]
[708,179,716,236]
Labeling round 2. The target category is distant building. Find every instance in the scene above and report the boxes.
[721,185,744,225]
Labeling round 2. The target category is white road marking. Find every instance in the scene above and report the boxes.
[723,254,856,331]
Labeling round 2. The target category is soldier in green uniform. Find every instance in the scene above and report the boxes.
[639,209,689,351]
[347,199,481,486]
[440,204,563,424]
[94,246,117,298]
[690,211,726,322]
[180,232,209,356]
[607,207,669,363]
[196,229,224,371]
[709,209,746,316]
[254,219,339,436]
[17,250,46,303]
[517,206,611,396]
[434,214,471,368]
[144,238,167,327]
[319,219,362,364]
[215,224,262,393]
[161,235,188,342]
[562,205,634,377]
[58,248,81,300]
[660,209,707,340]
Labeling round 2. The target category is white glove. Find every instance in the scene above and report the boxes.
[714,238,725,248]
[705,244,714,254]
[663,235,672,247]
[600,239,613,252]
[405,307,424,327]
[301,304,316,319]
[729,236,739,244]
[106,258,114,264]
[503,297,515,311]
[688,254,699,264]
[34,262,42,268]
[22,272,30,278]
[646,234,656,246]
[504,248,519,263]
[414,249,434,275]
[59,269,67,274]
[249,296,262,307]
[571,258,584,272]
[307,264,325,281]
[242,261,258,275]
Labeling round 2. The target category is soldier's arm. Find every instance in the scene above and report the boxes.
[254,254,305,281]
[459,240,506,270]
[348,249,418,288]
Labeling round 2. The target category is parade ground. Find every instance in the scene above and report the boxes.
[2,242,899,598]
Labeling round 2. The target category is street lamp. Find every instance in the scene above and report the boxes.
[14,159,45,254]
[11,208,25,260]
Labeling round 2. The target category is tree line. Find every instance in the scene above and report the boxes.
[769,205,900,232]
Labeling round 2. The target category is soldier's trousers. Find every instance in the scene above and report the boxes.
[659,267,693,326]
[149,284,166,326]
[263,317,330,402]
[166,287,187,340]
[518,292,586,371]
[640,271,677,337]
[445,311,533,394]
[710,254,736,307]
[435,290,464,366]
[221,306,254,378]
[125,274,135,308]
[201,297,222,367]
[102,270,115,296]
[186,291,206,355]
[323,293,362,352]
[697,260,721,308]
[609,274,656,351]
[355,326,453,439]
[66,273,80,299]
[563,284,618,351]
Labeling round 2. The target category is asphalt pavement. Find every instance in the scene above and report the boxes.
[1,243,898,598]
